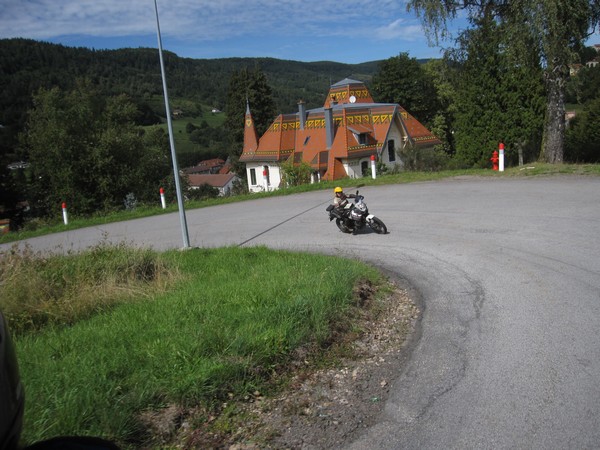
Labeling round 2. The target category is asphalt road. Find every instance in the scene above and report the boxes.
[3,176,600,449]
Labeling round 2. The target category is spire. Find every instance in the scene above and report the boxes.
[243,99,259,153]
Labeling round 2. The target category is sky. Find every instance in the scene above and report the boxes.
[0,0,465,64]
[1,1,598,65]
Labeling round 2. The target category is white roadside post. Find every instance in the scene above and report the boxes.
[62,202,68,225]
[499,142,505,172]
[371,154,377,179]
[159,187,166,209]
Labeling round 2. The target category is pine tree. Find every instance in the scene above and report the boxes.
[448,15,545,167]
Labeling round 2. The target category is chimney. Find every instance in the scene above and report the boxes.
[325,107,334,149]
[298,100,306,130]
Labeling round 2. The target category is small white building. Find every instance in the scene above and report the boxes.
[187,173,238,196]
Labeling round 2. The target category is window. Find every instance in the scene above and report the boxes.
[387,140,396,162]
[353,132,368,145]
[250,168,257,185]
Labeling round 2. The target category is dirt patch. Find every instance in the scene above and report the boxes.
[142,278,420,449]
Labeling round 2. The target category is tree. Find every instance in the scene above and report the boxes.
[408,0,600,163]
[372,53,440,125]
[21,80,172,217]
[224,66,277,175]
[422,58,457,155]
[447,14,545,167]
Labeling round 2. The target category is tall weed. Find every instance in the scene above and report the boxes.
[0,242,178,335]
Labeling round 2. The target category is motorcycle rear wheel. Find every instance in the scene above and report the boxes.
[336,218,354,233]
[369,217,387,234]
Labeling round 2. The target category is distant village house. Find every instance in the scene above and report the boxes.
[187,173,238,197]
[182,158,237,196]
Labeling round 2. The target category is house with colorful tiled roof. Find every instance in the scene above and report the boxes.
[240,78,441,193]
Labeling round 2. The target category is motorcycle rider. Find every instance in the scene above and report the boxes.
[333,187,359,233]
[333,186,356,211]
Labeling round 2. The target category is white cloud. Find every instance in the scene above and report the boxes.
[374,18,424,41]
[0,0,413,41]
[0,0,441,62]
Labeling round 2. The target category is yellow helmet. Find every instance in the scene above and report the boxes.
[334,186,343,193]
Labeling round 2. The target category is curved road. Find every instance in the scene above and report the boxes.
[3,176,600,449]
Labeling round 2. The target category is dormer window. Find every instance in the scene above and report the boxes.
[353,132,367,145]
[349,125,370,146]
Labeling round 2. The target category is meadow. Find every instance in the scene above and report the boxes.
[0,243,383,447]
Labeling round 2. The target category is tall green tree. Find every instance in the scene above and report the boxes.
[224,66,276,175]
[21,80,172,216]
[372,53,440,125]
[408,0,600,163]
[422,58,457,154]
[448,15,545,167]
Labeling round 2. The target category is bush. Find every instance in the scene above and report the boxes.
[187,183,219,200]
[280,161,313,187]
[399,146,451,171]
[565,98,600,163]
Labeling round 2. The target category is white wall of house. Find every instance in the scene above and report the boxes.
[343,158,373,178]
[343,136,405,179]
[381,127,405,165]
[217,177,238,196]
[246,163,282,193]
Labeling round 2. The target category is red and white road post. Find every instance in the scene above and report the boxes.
[159,187,166,209]
[499,142,505,172]
[62,202,68,225]
[371,154,377,179]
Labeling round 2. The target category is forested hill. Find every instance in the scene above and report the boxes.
[0,38,381,151]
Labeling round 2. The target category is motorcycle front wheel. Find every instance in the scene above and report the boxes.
[336,218,354,233]
[369,217,387,234]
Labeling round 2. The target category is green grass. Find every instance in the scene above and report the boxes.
[3,245,381,446]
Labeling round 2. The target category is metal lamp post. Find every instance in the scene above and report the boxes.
[153,0,191,248]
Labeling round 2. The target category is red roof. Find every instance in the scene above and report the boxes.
[187,173,236,188]
[241,79,441,180]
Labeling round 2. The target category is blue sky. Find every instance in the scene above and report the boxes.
[0,0,463,64]
[1,1,598,64]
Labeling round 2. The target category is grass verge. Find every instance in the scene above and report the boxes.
[1,244,382,447]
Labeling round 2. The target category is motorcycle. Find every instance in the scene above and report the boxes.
[326,191,387,235]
